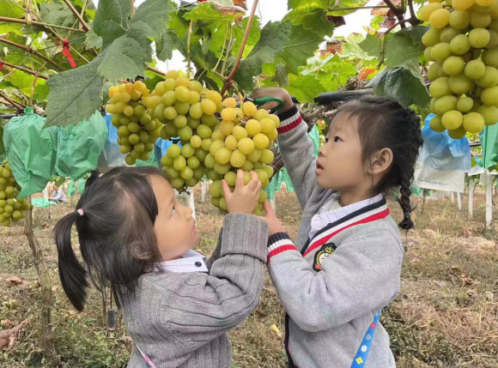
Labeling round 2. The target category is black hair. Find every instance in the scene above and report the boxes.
[54,166,164,311]
[332,95,424,230]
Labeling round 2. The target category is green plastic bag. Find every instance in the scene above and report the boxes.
[480,125,498,170]
[135,150,158,167]
[55,111,107,180]
[78,178,86,194]
[3,108,57,198]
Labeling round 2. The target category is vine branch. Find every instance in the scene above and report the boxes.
[0,37,62,71]
[221,0,259,96]
[187,20,194,79]
[62,0,90,32]
[0,91,25,112]
[0,16,85,32]
[383,0,406,28]
[146,66,166,76]
[0,60,49,80]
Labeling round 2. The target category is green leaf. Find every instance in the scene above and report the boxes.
[85,28,103,49]
[0,0,25,19]
[157,29,186,60]
[342,34,375,59]
[0,22,23,35]
[396,26,430,47]
[284,73,326,103]
[207,71,224,90]
[93,0,131,49]
[144,76,164,91]
[131,0,175,38]
[97,23,153,81]
[232,17,261,58]
[370,64,430,108]
[9,70,35,95]
[273,64,289,86]
[286,0,335,37]
[320,54,357,85]
[327,0,369,16]
[45,59,104,128]
[277,24,324,75]
[234,21,291,91]
[183,2,243,23]
[40,3,76,37]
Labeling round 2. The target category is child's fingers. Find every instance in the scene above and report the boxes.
[235,169,245,189]
[263,201,276,218]
[249,170,259,184]
[221,179,231,198]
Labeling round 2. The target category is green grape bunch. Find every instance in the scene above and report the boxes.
[422,0,498,138]
[0,159,30,227]
[106,81,162,165]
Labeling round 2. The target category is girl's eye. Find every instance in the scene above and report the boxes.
[324,137,329,144]
[334,136,342,142]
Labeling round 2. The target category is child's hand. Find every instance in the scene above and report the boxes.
[256,201,286,236]
[222,170,261,214]
[249,88,294,113]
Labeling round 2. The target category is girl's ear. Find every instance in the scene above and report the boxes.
[369,148,393,176]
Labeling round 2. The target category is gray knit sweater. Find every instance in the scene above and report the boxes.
[119,214,269,368]
[269,105,403,368]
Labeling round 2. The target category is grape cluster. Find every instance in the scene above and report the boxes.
[0,159,30,227]
[422,0,498,138]
[106,81,162,165]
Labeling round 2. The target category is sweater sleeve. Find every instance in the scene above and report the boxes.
[276,105,317,210]
[155,214,269,349]
[267,231,402,332]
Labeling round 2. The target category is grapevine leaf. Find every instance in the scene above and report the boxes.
[358,33,383,59]
[183,2,243,23]
[234,21,291,92]
[396,26,430,47]
[157,29,186,60]
[286,0,335,36]
[85,28,103,49]
[0,0,24,18]
[262,63,276,77]
[327,0,369,16]
[232,17,261,58]
[369,63,430,108]
[93,0,131,49]
[97,23,153,81]
[40,3,76,37]
[144,76,164,91]
[45,59,104,128]
[277,24,324,75]
[320,54,357,85]
[9,70,49,100]
[273,64,289,86]
[131,0,175,38]
[0,22,23,35]
[342,34,375,59]
[284,73,327,103]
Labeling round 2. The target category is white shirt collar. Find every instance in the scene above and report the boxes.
[156,250,208,273]
[309,193,384,240]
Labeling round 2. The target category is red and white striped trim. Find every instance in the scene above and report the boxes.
[267,235,298,262]
[303,205,390,258]
[277,110,302,134]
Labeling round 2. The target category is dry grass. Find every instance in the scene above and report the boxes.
[0,188,497,367]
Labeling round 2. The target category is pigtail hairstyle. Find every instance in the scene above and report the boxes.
[334,96,424,230]
[54,166,164,312]
[54,211,89,312]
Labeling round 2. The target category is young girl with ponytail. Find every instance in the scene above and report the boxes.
[54,166,268,368]
[251,89,424,368]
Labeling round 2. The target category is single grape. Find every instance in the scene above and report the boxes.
[423,28,443,47]
[440,27,461,43]
[175,86,191,103]
[209,140,226,156]
[164,106,178,120]
[449,10,470,29]
[154,104,166,120]
[420,3,443,21]
[247,148,262,163]
[442,110,464,130]
[230,150,246,168]
[465,60,486,79]
[211,196,221,207]
[193,167,204,180]
[180,167,194,180]
[443,56,465,75]
[481,86,498,105]
[139,152,150,161]
[427,63,442,81]
[449,74,472,94]
[245,119,262,136]
[477,66,498,87]
[450,34,470,55]
[223,98,237,108]
[205,154,216,169]
[478,105,498,125]
[212,130,226,142]
[238,137,255,155]
[173,115,188,128]
[182,144,195,158]
[125,155,136,166]
[220,121,234,136]
[215,148,232,165]
[463,112,485,133]
[452,0,476,10]
[430,115,446,132]
[221,108,236,121]
[457,97,474,112]
[175,101,190,115]
[253,133,270,150]
[167,144,182,158]
[430,77,452,98]
[483,48,498,69]
[224,171,237,186]
[162,90,177,106]
[171,178,185,190]
[242,160,253,172]
[260,118,275,134]
[448,126,467,139]
[208,169,222,181]
[471,11,492,27]
[178,126,193,141]
[214,163,231,175]
[431,42,451,60]
[429,9,450,29]
[260,149,275,164]
[201,99,217,115]
[174,156,187,171]
[243,101,257,117]
[469,28,491,48]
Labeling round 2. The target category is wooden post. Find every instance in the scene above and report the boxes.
[486,181,493,229]
[201,181,207,203]
[457,192,462,211]
[468,179,474,219]
[450,191,455,204]
[24,197,60,366]
[421,189,427,214]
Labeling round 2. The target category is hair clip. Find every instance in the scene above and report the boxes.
[77,209,84,216]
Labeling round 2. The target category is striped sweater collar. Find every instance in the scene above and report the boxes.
[303,194,390,257]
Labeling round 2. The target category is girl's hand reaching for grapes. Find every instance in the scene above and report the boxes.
[249,88,294,113]
[222,170,261,214]
[255,201,286,236]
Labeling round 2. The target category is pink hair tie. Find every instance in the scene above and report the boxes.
[77,209,84,217]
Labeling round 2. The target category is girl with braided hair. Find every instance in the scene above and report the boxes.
[248,88,424,368]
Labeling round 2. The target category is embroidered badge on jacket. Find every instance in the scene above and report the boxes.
[313,243,336,271]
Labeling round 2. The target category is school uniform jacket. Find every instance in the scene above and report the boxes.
[119,214,269,368]
[268,105,403,368]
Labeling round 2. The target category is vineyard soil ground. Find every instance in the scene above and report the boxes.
[0,187,497,368]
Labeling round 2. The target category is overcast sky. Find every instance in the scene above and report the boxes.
[93,0,383,72]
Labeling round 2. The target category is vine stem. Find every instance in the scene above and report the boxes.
[221,0,260,96]
[29,74,37,106]
[147,66,166,76]
[0,36,62,71]
[130,0,135,18]
[187,20,194,79]
[0,16,85,32]
[0,91,25,112]
[382,0,406,29]
[62,0,90,32]
[326,5,390,14]
[0,60,48,80]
